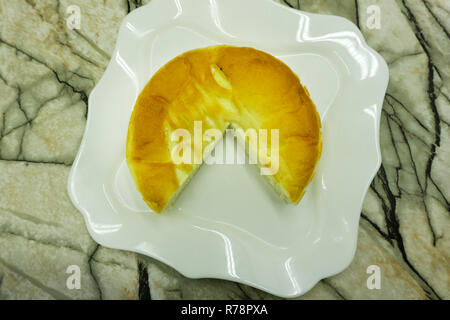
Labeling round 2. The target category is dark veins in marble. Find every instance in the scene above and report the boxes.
[0,0,448,300]
[138,262,151,300]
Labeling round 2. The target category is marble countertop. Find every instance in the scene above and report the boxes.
[0,0,448,300]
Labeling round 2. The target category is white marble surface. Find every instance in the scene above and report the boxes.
[0,0,448,300]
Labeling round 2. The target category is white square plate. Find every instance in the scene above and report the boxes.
[68,0,389,298]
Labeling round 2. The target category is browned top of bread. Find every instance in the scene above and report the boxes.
[127,45,322,213]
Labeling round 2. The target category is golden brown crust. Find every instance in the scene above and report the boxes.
[127,45,322,212]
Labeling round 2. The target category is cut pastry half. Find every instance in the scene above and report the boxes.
[126,45,322,213]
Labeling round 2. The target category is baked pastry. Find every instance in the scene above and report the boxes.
[126,45,322,213]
